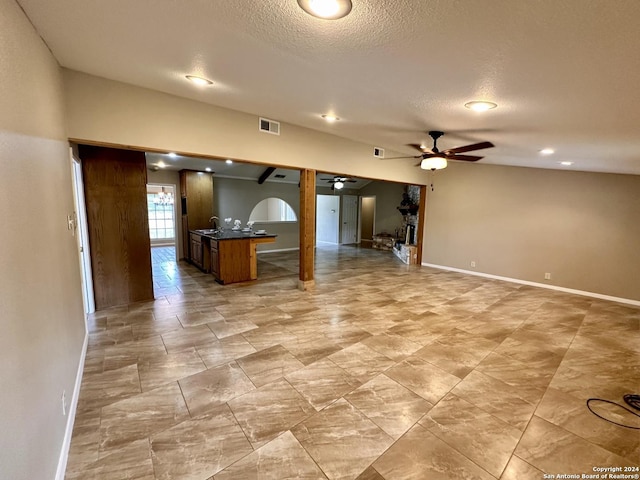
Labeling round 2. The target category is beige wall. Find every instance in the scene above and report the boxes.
[0,1,86,478]
[360,181,406,236]
[213,177,300,251]
[62,70,426,186]
[425,163,640,301]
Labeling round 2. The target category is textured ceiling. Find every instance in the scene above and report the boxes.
[18,0,640,175]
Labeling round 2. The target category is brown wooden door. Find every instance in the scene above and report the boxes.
[80,145,154,309]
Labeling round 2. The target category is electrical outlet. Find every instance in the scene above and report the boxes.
[470,261,476,268]
[61,390,67,416]
[544,272,551,280]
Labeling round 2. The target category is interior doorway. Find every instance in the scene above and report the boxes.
[146,184,177,249]
[360,196,375,248]
[70,152,95,314]
[316,194,340,244]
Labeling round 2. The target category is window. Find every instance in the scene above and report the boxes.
[147,185,175,241]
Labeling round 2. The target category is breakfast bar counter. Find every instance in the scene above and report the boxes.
[189,229,277,284]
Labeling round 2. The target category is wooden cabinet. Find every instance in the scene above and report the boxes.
[194,234,277,285]
[210,238,251,284]
[180,170,213,261]
[189,232,212,272]
[182,171,214,228]
[190,233,203,269]
[210,239,219,277]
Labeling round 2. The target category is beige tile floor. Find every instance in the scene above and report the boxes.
[65,245,640,479]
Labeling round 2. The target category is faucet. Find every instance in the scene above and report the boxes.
[209,216,219,229]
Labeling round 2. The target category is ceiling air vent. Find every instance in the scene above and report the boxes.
[274,174,286,178]
[373,147,385,158]
[259,117,280,135]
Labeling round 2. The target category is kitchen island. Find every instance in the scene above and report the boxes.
[189,229,277,284]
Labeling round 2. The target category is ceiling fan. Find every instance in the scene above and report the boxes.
[402,131,495,170]
[321,176,356,190]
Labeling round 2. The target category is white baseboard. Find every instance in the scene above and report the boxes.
[257,247,300,254]
[422,263,640,307]
[55,329,88,480]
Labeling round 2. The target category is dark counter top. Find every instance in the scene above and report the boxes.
[190,229,277,240]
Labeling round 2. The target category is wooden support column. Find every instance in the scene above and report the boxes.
[416,185,427,265]
[299,169,316,290]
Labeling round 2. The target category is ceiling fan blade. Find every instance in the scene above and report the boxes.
[346,180,357,183]
[384,155,422,160]
[408,143,430,153]
[445,154,483,162]
[444,141,494,154]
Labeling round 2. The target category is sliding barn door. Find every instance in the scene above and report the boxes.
[80,145,154,309]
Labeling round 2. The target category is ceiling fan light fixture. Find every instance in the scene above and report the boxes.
[334,181,344,189]
[185,75,213,86]
[298,0,352,19]
[464,101,497,112]
[322,114,340,123]
[421,157,448,170]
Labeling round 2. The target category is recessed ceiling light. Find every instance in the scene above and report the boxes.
[225,159,233,164]
[464,101,498,112]
[205,167,212,172]
[185,75,213,86]
[322,114,340,123]
[167,152,177,157]
[298,0,352,19]
[559,161,574,166]
[540,148,555,155]
[156,161,166,169]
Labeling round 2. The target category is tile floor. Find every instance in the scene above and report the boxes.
[65,245,640,479]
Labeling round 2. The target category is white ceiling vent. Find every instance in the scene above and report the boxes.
[259,117,280,135]
[373,147,385,158]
